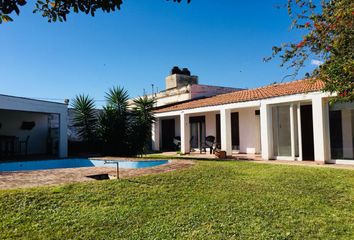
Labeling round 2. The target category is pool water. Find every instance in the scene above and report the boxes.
[0,159,169,172]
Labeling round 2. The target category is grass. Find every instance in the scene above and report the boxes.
[0,161,353,239]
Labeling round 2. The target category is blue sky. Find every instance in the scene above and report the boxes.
[0,0,317,106]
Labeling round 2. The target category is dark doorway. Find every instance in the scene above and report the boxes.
[161,119,175,151]
[216,114,221,145]
[300,105,315,160]
[329,110,343,159]
[231,112,240,149]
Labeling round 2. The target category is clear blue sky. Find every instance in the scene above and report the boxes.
[0,0,317,106]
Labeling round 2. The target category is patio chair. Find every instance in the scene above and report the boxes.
[213,142,221,153]
[173,136,181,150]
[172,136,195,152]
[200,135,216,154]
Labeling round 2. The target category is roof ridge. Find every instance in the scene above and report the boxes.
[205,78,317,97]
[154,78,324,113]
[254,77,315,89]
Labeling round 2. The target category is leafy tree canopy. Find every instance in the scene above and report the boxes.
[0,0,190,24]
[267,0,353,102]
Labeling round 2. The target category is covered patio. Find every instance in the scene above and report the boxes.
[153,105,261,157]
[0,94,68,159]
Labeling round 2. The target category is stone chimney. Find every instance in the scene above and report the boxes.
[165,66,199,90]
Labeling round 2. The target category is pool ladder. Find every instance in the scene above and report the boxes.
[104,160,120,179]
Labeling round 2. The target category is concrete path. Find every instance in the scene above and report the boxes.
[0,160,195,190]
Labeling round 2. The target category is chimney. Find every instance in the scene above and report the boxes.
[165,66,198,90]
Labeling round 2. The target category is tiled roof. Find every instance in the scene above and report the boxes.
[154,79,325,113]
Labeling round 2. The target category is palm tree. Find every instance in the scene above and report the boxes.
[105,86,129,113]
[131,96,156,155]
[98,86,130,155]
[132,95,156,125]
[71,94,97,143]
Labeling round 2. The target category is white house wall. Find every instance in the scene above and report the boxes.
[0,110,48,155]
[205,112,216,137]
[237,107,260,154]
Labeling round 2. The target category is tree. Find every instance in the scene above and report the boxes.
[130,96,156,155]
[71,94,98,143]
[98,86,130,156]
[266,0,353,102]
[71,87,156,156]
[0,0,190,24]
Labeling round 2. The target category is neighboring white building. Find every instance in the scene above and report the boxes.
[152,79,354,165]
[129,67,242,108]
[0,94,68,158]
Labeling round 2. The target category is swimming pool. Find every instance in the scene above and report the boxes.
[0,159,169,172]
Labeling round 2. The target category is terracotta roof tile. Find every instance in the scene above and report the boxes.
[154,79,325,113]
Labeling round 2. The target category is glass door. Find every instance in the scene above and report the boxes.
[190,122,199,149]
[272,104,302,159]
[273,105,292,156]
[329,103,354,160]
[190,116,206,150]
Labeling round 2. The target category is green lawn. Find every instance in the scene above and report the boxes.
[0,161,353,239]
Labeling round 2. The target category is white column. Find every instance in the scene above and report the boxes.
[151,118,160,151]
[297,103,303,161]
[220,108,232,156]
[260,103,272,160]
[342,110,353,159]
[58,111,68,158]
[290,104,296,160]
[312,96,330,162]
[180,113,190,154]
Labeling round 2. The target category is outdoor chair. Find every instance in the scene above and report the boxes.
[173,136,181,150]
[200,135,216,154]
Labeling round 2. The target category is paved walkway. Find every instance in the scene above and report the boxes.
[0,160,195,190]
[146,152,354,170]
[150,151,263,160]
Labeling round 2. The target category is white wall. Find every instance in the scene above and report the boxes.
[205,112,216,137]
[151,119,160,151]
[237,107,260,154]
[0,110,49,154]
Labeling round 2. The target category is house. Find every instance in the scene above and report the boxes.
[151,79,354,164]
[0,94,68,159]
